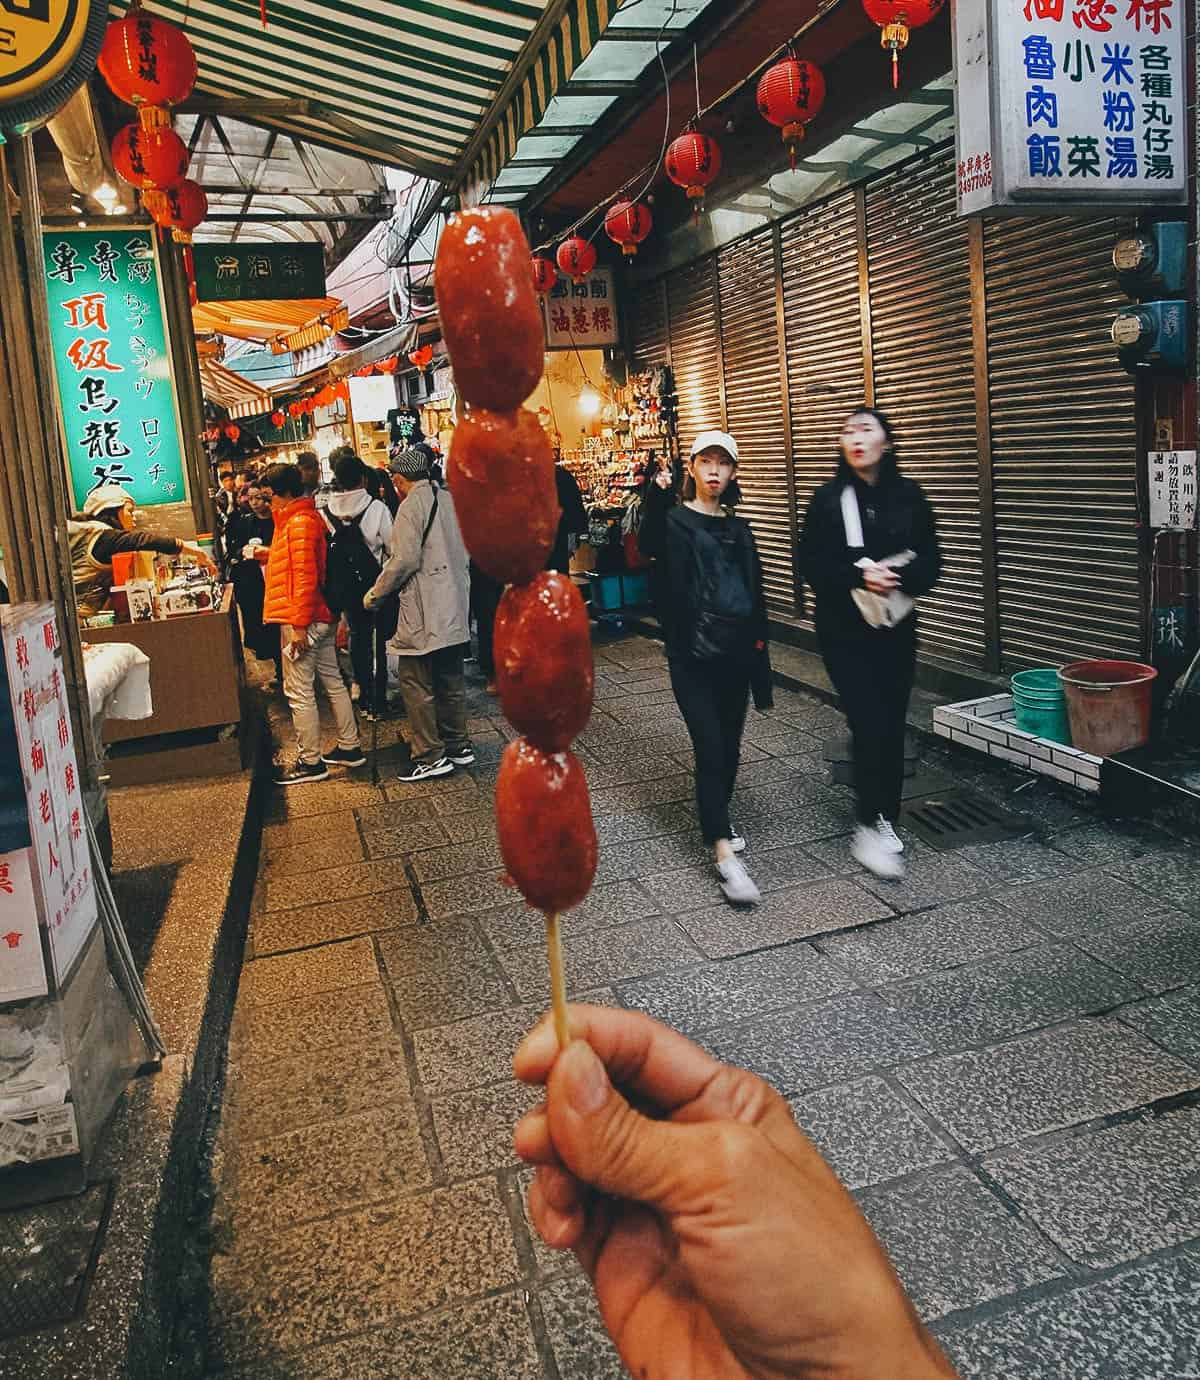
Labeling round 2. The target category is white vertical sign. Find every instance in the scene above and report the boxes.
[1148,450,1198,530]
[0,849,48,1003]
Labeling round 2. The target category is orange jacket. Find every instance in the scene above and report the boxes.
[263,497,333,628]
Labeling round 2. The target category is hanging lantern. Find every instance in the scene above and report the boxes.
[665,131,722,214]
[556,235,597,282]
[376,356,399,374]
[222,423,240,442]
[604,201,653,257]
[288,402,302,418]
[112,122,188,191]
[146,177,207,241]
[409,344,434,369]
[98,7,198,129]
[531,255,558,295]
[757,57,826,169]
[270,409,285,427]
[332,380,350,402]
[862,0,945,88]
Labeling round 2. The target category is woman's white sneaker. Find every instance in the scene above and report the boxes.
[852,825,906,880]
[717,856,761,905]
[874,815,904,854]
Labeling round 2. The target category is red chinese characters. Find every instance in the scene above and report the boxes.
[66,338,122,373]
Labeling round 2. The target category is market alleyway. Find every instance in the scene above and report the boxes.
[202,635,1200,1379]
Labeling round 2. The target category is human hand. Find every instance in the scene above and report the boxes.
[288,627,308,652]
[654,468,673,491]
[182,543,217,574]
[514,1006,956,1380]
[863,564,901,595]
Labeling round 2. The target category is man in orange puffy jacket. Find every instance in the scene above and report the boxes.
[261,463,364,785]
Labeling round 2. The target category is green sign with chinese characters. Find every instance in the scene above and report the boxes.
[42,230,187,510]
[191,243,326,303]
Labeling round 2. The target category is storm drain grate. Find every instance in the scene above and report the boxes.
[901,789,1027,851]
[0,1180,112,1340]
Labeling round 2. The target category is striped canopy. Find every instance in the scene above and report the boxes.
[107,0,617,186]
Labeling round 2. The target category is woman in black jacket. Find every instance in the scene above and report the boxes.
[799,408,941,880]
[639,430,772,906]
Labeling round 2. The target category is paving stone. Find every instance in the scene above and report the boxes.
[953,837,1079,886]
[354,797,443,832]
[584,756,692,790]
[210,1180,520,1366]
[434,808,501,845]
[638,865,729,914]
[266,778,386,822]
[420,869,520,919]
[857,1164,1065,1320]
[593,802,697,847]
[879,944,1138,1055]
[1071,908,1200,994]
[412,990,618,1098]
[852,846,991,914]
[222,1292,543,1380]
[986,1103,1200,1270]
[1046,820,1174,868]
[230,982,393,1060]
[592,833,713,884]
[1118,985,1200,1066]
[897,1019,1200,1154]
[253,891,419,955]
[260,835,366,878]
[540,1270,626,1379]
[431,1079,543,1178]
[937,1244,1200,1380]
[225,1100,431,1239]
[788,1077,954,1190]
[226,1038,412,1141]
[378,921,514,1027]
[619,943,856,1036]
[388,771,482,804]
[512,1165,584,1280]
[707,991,936,1097]
[265,858,410,912]
[995,869,1165,936]
[739,844,838,892]
[817,900,1042,985]
[238,937,379,1009]
[478,881,659,950]
[409,836,506,883]
[677,879,895,960]
[262,811,362,853]
[361,818,454,858]
[499,916,701,1001]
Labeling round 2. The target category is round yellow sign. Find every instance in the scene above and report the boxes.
[0,0,90,105]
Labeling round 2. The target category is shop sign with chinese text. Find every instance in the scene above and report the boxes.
[953,0,1185,213]
[42,230,187,510]
[542,268,619,349]
[0,605,96,987]
[191,243,326,303]
[1148,450,1197,530]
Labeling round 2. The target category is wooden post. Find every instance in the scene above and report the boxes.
[158,237,215,536]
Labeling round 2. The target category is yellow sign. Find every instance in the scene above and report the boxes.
[0,0,89,105]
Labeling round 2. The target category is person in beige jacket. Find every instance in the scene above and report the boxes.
[364,445,474,783]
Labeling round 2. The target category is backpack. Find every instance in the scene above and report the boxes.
[687,515,757,662]
[324,509,382,616]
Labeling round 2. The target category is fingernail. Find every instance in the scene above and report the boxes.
[563,1040,609,1115]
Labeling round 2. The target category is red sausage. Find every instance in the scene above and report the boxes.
[495,740,597,914]
[494,573,593,751]
[448,407,559,585]
[435,208,545,411]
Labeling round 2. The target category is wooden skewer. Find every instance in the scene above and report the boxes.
[545,911,570,1048]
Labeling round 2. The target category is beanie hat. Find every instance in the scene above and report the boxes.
[83,484,133,518]
[389,444,432,480]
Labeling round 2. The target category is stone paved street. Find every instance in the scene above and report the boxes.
[205,636,1200,1378]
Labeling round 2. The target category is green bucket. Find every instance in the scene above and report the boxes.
[1011,669,1071,745]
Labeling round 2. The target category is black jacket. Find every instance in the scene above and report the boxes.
[639,484,773,708]
[799,458,941,640]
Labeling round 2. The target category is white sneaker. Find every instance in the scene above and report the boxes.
[729,829,746,855]
[875,815,904,854]
[397,757,454,783]
[852,825,906,880]
[717,856,761,906]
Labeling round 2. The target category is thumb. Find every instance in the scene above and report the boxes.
[546,1040,712,1214]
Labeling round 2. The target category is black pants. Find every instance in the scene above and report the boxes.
[348,599,399,713]
[669,656,750,846]
[471,563,503,678]
[821,621,917,826]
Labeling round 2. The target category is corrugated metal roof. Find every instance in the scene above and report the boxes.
[106,0,612,184]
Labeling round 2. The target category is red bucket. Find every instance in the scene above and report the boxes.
[1057,660,1157,757]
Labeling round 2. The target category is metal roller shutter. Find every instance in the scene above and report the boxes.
[780,189,866,628]
[984,215,1141,669]
[628,277,669,371]
[867,151,986,667]
[718,228,793,611]
[666,256,723,451]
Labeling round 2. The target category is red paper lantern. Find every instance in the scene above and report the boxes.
[376,356,399,374]
[409,344,434,369]
[112,123,188,191]
[99,9,198,128]
[531,255,557,295]
[757,57,826,168]
[222,423,240,442]
[665,131,722,212]
[354,365,374,377]
[332,380,350,402]
[288,402,303,418]
[862,0,945,87]
[146,177,207,242]
[556,236,597,282]
[604,201,653,257]
[271,410,285,427]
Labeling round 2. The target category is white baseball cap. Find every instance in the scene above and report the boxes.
[689,430,739,464]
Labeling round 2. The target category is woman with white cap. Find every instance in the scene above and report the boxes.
[67,484,214,619]
[639,431,772,906]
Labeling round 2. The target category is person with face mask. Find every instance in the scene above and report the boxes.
[800,407,942,880]
[639,432,773,907]
[67,484,214,619]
